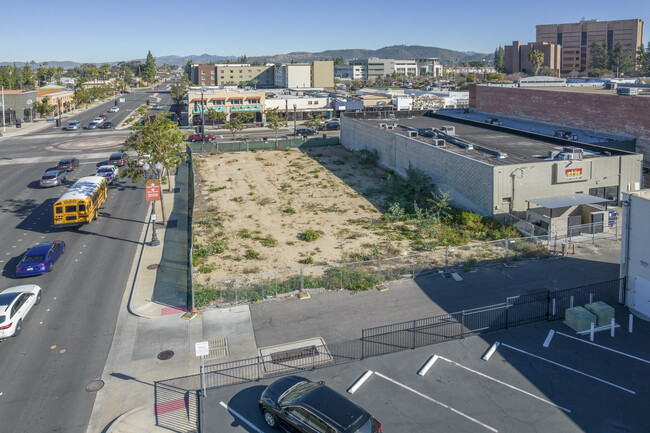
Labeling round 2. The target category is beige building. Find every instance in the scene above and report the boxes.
[36,85,75,114]
[311,61,334,88]
[536,19,644,73]
[504,41,562,75]
[186,87,265,125]
[191,64,274,87]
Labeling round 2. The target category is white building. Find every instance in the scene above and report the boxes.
[274,64,311,88]
[334,65,367,80]
[620,189,650,320]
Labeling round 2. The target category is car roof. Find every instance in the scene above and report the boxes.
[43,170,62,175]
[97,165,115,170]
[300,384,367,430]
[0,292,21,309]
[59,158,74,162]
[26,242,55,255]
[110,152,125,157]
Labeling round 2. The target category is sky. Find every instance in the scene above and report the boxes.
[1,0,648,64]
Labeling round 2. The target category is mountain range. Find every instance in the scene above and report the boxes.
[0,45,491,68]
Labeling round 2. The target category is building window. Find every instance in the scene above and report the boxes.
[239,70,243,73]
[230,99,242,105]
[212,100,224,105]
[201,71,205,74]
[248,98,260,104]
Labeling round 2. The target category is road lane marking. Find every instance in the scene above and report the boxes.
[543,330,555,348]
[499,343,635,394]
[555,331,650,364]
[348,370,373,394]
[435,355,570,413]
[50,345,57,349]
[417,355,439,376]
[373,371,498,432]
[219,401,264,433]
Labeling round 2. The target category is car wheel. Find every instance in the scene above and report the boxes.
[48,262,54,272]
[14,319,22,337]
[35,291,41,305]
[262,410,278,428]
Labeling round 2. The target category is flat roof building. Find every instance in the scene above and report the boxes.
[536,19,644,73]
[504,41,562,75]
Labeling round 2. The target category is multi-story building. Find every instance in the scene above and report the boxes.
[186,87,265,125]
[536,19,644,73]
[334,65,367,80]
[311,61,334,88]
[350,57,442,81]
[190,64,274,87]
[504,41,562,75]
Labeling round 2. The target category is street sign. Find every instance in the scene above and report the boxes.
[26,99,33,105]
[145,181,161,201]
[195,341,209,357]
[119,98,125,103]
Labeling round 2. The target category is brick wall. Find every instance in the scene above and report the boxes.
[470,85,650,163]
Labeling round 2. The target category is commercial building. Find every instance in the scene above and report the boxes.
[274,64,311,88]
[36,85,74,115]
[620,189,650,319]
[334,65,367,80]
[190,64,274,87]
[185,87,265,126]
[504,41,562,75]
[1,89,37,123]
[349,57,442,81]
[340,111,642,223]
[264,92,333,123]
[468,84,650,164]
[536,19,645,73]
[311,61,334,88]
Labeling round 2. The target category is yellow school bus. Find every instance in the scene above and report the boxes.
[53,176,107,227]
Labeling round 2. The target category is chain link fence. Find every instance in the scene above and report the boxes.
[189,136,339,154]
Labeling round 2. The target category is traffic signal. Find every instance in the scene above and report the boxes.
[146,100,150,105]
[115,100,118,106]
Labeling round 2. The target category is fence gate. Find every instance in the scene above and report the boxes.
[154,378,201,433]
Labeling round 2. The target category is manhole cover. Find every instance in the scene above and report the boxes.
[157,350,174,360]
[85,379,105,392]
[147,264,159,270]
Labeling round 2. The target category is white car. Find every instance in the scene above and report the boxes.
[109,106,119,113]
[65,121,81,130]
[95,165,118,184]
[92,117,104,124]
[0,285,42,340]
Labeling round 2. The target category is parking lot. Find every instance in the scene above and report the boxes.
[203,314,650,433]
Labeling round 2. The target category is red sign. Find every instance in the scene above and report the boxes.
[564,168,583,180]
[146,181,161,201]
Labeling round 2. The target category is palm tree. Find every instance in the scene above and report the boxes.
[251,78,259,89]
[527,50,545,76]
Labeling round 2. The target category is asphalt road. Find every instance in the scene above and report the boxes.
[0,86,171,432]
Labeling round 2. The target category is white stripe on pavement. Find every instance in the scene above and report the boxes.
[219,401,265,433]
[555,331,650,365]
[543,330,555,348]
[499,343,636,394]
[374,371,498,432]
[436,355,571,413]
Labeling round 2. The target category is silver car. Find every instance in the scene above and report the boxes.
[65,121,81,130]
[40,169,67,187]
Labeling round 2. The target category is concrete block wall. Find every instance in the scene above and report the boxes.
[341,117,494,215]
[470,85,650,163]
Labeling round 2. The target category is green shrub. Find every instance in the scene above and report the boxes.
[261,236,277,247]
[194,286,220,307]
[246,249,260,259]
[238,229,252,238]
[283,207,296,214]
[302,229,322,242]
[302,256,314,265]
[210,240,228,253]
[199,265,214,273]
[192,256,199,267]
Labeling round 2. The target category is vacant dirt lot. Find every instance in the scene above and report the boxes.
[193,145,405,282]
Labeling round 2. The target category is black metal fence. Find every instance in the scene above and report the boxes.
[189,136,339,154]
[187,146,195,312]
[193,278,624,392]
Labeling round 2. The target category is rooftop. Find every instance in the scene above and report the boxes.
[351,114,631,166]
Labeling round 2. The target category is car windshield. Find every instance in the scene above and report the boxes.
[42,175,55,180]
[23,253,45,262]
[279,381,320,405]
[59,160,71,164]
[97,168,112,173]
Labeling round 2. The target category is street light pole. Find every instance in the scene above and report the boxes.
[293,103,297,134]
[143,162,160,246]
[201,86,206,145]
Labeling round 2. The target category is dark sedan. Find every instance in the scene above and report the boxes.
[108,152,130,166]
[16,241,66,277]
[56,157,79,171]
[98,121,114,129]
[259,376,381,432]
[294,128,318,136]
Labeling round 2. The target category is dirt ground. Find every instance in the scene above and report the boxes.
[192,145,406,282]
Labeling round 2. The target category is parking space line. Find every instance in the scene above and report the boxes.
[219,401,264,433]
[499,343,636,394]
[435,355,570,413]
[347,370,373,394]
[373,371,498,432]
[543,330,555,348]
[555,331,650,365]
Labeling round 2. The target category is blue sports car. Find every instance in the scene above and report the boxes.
[16,241,66,277]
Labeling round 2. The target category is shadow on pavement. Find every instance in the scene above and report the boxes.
[203,385,269,433]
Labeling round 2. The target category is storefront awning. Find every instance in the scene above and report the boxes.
[526,194,610,209]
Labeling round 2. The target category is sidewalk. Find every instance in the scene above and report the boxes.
[86,161,259,433]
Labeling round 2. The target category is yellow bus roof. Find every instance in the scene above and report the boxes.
[56,176,105,202]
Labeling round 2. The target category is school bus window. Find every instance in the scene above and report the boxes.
[65,205,76,213]
[79,204,86,212]
[55,207,62,214]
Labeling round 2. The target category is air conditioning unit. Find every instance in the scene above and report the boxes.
[386,125,395,130]
[378,123,386,129]
[432,139,445,146]
[408,130,417,137]
[441,125,455,136]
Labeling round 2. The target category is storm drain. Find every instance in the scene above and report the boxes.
[270,346,319,364]
[147,264,159,270]
[85,380,105,392]
[205,338,229,361]
[157,350,174,361]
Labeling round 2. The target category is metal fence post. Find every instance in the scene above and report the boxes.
[615,218,618,241]
[445,248,449,273]
[275,272,278,297]
[361,329,365,360]
[377,259,381,286]
[460,311,465,339]
[505,304,509,329]
[412,320,417,349]
[340,266,343,290]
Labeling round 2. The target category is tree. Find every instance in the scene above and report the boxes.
[99,63,111,81]
[184,60,193,79]
[238,80,248,89]
[142,51,157,83]
[638,43,650,76]
[264,108,283,146]
[610,43,634,76]
[465,74,476,83]
[493,46,505,73]
[170,77,189,106]
[224,111,254,140]
[72,88,90,107]
[239,55,248,64]
[333,56,345,66]
[34,97,55,117]
[251,78,259,89]
[22,64,36,88]
[205,108,226,126]
[527,49,544,75]
[304,113,327,131]
[122,114,187,222]
[538,66,557,77]
[589,42,609,71]
[351,79,362,89]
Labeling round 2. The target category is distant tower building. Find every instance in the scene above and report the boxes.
[504,41,562,75]
[536,19,644,74]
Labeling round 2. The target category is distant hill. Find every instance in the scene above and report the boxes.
[0,45,491,69]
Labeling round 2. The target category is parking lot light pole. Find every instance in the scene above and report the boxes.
[201,86,206,145]
[293,104,297,134]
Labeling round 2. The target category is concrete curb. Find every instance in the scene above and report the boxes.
[103,405,149,433]
[126,211,154,320]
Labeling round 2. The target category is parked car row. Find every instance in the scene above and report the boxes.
[65,104,122,131]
